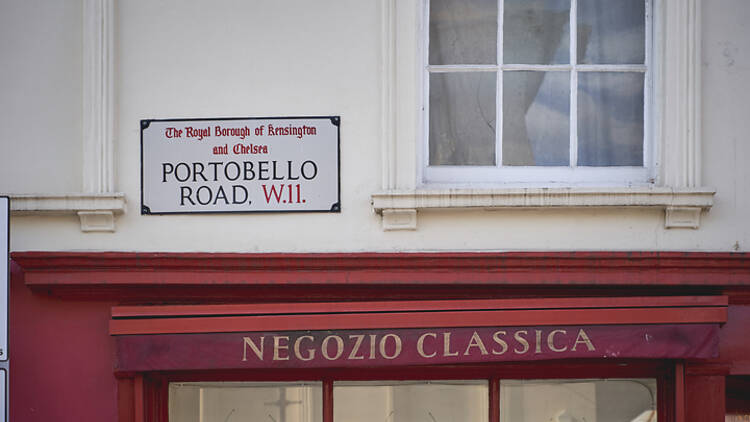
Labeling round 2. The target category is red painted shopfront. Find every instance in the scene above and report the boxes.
[9,252,750,421]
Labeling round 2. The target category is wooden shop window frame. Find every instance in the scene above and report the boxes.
[130,361,675,422]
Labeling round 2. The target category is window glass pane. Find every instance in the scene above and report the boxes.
[578,0,646,64]
[578,72,644,166]
[430,72,496,166]
[169,382,322,422]
[429,0,497,65]
[334,381,488,422]
[503,71,570,166]
[504,0,570,64]
[501,379,657,422]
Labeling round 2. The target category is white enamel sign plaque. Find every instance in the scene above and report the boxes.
[141,116,340,214]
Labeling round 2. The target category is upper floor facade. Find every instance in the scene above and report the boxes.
[1,0,748,253]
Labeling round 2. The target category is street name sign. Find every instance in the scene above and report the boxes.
[141,116,340,214]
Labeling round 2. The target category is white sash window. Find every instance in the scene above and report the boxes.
[424,0,653,186]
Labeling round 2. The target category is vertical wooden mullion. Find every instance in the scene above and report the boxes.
[675,362,685,422]
[489,378,500,422]
[160,377,170,422]
[323,380,334,422]
[659,368,674,422]
[134,374,145,422]
[117,376,136,422]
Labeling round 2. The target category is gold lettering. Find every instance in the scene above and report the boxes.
[368,334,377,359]
[379,334,402,360]
[417,332,437,358]
[572,329,596,351]
[514,330,530,354]
[321,335,344,360]
[294,335,315,361]
[443,332,459,357]
[492,331,508,355]
[535,330,542,354]
[464,331,489,356]
[547,330,568,353]
[242,336,265,361]
[348,335,365,360]
[273,336,290,361]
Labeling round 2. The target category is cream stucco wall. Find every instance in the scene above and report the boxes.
[2,0,749,252]
[0,0,83,193]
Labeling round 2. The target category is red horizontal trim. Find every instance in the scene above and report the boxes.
[13,251,750,271]
[12,251,750,301]
[112,296,727,319]
[14,252,750,286]
[141,360,669,382]
[109,306,727,335]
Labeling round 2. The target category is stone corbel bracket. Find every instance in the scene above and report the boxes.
[372,188,715,231]
[8,193,126,232]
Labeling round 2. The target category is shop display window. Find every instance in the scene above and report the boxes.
[500,379,656,422]
[169,382,322,422]
[167,378,658,422]
[334,381,488,422]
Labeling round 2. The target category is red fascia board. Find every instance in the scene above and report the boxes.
[12,251,750,287]
[109,306,727,335]
[111,296,728,319]
[22,269,748,286]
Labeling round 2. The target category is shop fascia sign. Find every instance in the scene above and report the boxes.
[116,324,718,371]
[141,116,340,214]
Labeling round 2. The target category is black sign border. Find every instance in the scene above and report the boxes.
[140,116,341,215]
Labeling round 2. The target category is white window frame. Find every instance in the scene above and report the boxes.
[421,0,655,187]
[371,0,714,230]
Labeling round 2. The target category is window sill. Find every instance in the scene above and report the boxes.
[8,193,127,232]
[371,187,715,231]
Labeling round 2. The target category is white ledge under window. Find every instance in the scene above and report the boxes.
[371,187,715,231]
[8,193,126,232]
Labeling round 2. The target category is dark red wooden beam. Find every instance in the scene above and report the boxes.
[111,295,727,319]
[109,301,727,335]
[11,251,750,302]
[13,251,750,285]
